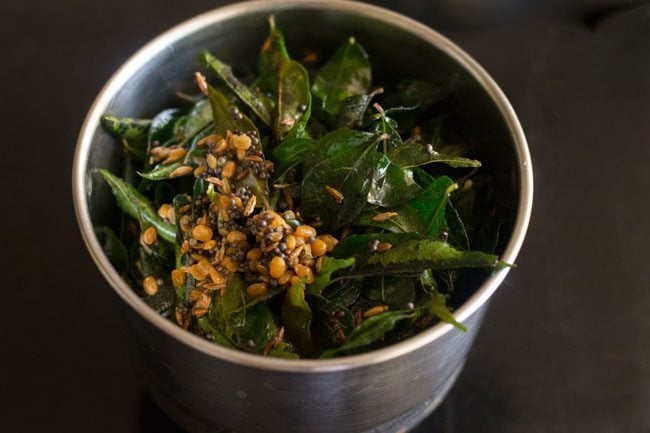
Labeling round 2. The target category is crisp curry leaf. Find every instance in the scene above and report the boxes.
[200,51,273,127]
[308,256,355,294]
[367,153,421,207]
[275,59,311,139]
[301,130,381,230]
[281,277,315,356]
[312,37,371,116]
[97,169,176,243]
[320,310,416,358]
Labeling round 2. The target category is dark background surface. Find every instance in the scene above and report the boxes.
[2,0,649,432]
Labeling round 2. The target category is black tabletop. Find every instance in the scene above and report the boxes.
[3,1,649,432]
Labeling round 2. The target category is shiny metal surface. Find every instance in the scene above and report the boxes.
[72,1,533,432]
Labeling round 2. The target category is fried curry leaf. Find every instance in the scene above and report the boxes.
[177,98,213,145]
[332,233,428,258]
[320,310,416,358]
[362,238,499,275]
[366,276,416,309]
[197,316,236,349]
[301,130,381,230]
[425,292,467,331]
[256,15,290,93]
[333,94,373,128]
[200,51,273,127]
[206,85,260,139]
[97,169,176,243]
[308,257,355,295]
[312,37,371,116]
[271,137,315,170]
[281,277,315,356]
[137,247,174,314]
[207,274,279,353]
[308,294,354,350]
[148,108,183,147]
[367,153,421,207]
[408,175,457,238]
[275,59,311,139]
[95,226,129,274]
[100,115,150,161]
[388,141,482,169]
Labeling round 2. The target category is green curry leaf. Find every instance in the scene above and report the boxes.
[312,37,371,116]
[308,257,355,295]
[320,310,416,358]
[301,130,381,230]
[281,277,315,357]
[97,169,176,243]
[200,51,273,127]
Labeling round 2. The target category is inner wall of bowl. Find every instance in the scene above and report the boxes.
[88,7,519,299]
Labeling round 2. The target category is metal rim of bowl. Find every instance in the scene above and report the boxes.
[73,0,533,372]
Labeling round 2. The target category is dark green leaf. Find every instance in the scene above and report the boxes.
[197,316,236,349]
[366,276,415,309]
[206,85,260,139]
[177,99,213,145]
[271,137,315,169]
[101,115,150,145]
[320,310,416,358]
[312,37,371,116]
[322,279,362,307]
[408,175,457,237]
[281,277,315,356]
[445,201,470,251]
[256,15,290,94]
[333,94,372,128]
[308,294,354,350]
[308,256,355,294]
[100,115,150,161]
[97,169,176,243]
[94,226,129,274]
[367,153,421,207]
[275,59,311,140]
[137,247,174,314]
[200,51,273,127]
[361,238,499,275]
[208,273,278,353]
[148,108,183,147]
[301,130,381,230]
[332,233,428,258]
[388,141,481,169]
[354,205,425,233]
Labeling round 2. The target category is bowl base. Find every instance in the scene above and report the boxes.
[147,363,464,433]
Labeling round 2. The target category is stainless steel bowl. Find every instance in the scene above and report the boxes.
[73,1,533,432]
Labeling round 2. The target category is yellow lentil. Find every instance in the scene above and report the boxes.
[227,231,247,244]
[269,256,287,279]
[295,225,316,239]
[246,248,263,261]
[142,227,157,245]
[247,283,268,298]
[222,161,236,178]
[169,165,194,178]
[171,269,186,287]
[310,239,327,257]
[278,270,294,285]
[285,235,296,250]
[192,224,213,242]
[143,276,158,296]
[232,134,252,150]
